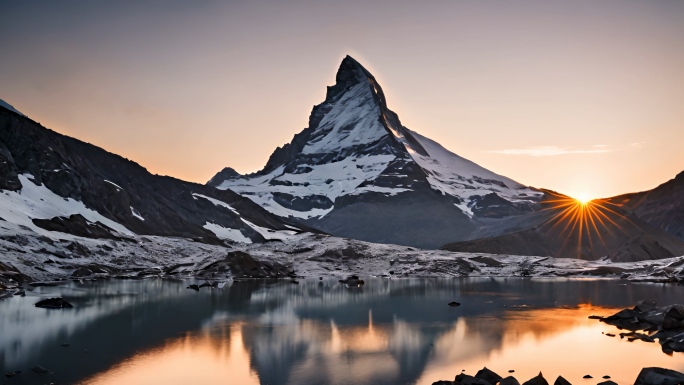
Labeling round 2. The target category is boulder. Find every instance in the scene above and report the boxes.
[448,301,462,307]
[500,376,521,385]
[635,367,684,385]
[553,376,571,385]
[522,372,549,385]
[339,275,365,285]
[35,298,73,309]
[636,299,658,312]
[475,367,502,385]
[455,374,491,385]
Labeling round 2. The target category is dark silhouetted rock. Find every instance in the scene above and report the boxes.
[475,367,502,385]
[597,381,617,385]
[582,375,592,379]
[448,301,461,307]
[635,367,684,385]
[500,376,521,385]
[34,297,73,309]
[455,373,491,385]
[553,376,571,385]
[187,284,200,291]
[522,372,549,385]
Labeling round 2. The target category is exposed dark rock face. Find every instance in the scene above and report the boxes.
[198,251,295,279]
[206,167,241,187]
[33,214,127,240]
[607,171,684,241]
[0,105,311,244]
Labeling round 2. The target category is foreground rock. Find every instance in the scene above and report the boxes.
[433,367,684,385]
[594,300,684,353]
[635,367,684,385]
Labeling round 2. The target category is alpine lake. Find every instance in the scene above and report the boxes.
[2,277,684,385]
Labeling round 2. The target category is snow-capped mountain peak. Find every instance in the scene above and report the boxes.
[210,56,543,248]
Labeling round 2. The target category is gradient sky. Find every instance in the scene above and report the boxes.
[1,1,683,200]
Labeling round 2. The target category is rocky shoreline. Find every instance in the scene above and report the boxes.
[432,366,684,385]
[592,300,684,354]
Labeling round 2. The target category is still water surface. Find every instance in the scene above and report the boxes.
[1,278,684,385]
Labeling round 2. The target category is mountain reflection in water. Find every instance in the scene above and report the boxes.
[1,278,684,385]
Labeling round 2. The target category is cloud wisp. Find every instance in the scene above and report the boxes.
[488,145,614,157]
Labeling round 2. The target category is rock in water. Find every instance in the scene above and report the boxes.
[635,299,658,312]
[500,376,521,385]
[635,367,684,385]
[454,373,491,385]
[553,376,572,385]
[34,298,73,309]
[338,275,364,286]
[522,372,549,385]
[597,381,617,385]
[582,375,592,379]
[186,284,200,291]
[448,301,461,307]
[432,381,454,385]
[475,367,503,385]
[31,365,51,374]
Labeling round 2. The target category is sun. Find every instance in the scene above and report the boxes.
[575,192,593,205]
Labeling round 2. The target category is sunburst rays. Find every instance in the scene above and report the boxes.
[538,191,638,259]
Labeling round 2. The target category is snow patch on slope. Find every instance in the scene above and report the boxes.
[218,154,403,219]
[403,131,543,215]
[202,222,252,244]
[193,193,299,241]
[130,207,144,221]
[0,174,134,237]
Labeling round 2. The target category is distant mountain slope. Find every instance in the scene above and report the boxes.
[0,102,308,245]
[606,171,684,241]
[209,56,542,248]
[441,191,684,262]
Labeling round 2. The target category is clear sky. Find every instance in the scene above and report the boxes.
[1,1,683,200]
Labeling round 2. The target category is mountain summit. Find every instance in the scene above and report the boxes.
[209,56,543,248]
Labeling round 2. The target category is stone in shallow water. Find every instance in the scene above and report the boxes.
[455,373,491,385]
[500,376,521,385]
[522,372,549,385]
[553,376,571,385]
[597,381,617,385]
[635,367,684,385]
[31,365,51,374]
[448,301,461,307]
[34,297,73,309]
[475,367,502,385]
